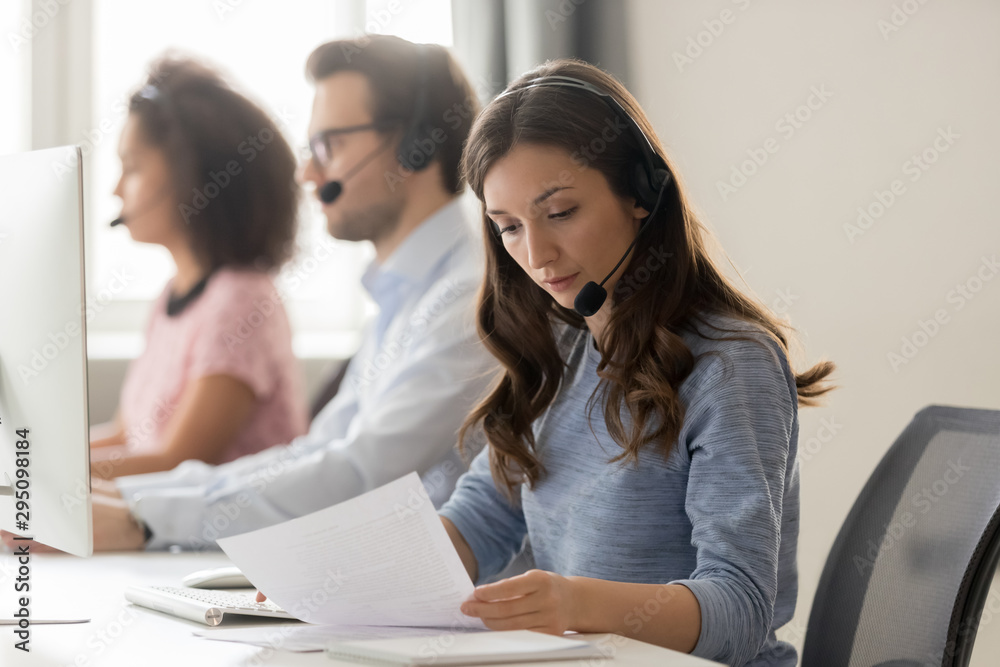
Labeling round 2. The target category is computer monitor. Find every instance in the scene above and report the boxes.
[0,145,92,557]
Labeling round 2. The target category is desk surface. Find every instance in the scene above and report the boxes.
[0,552,720,667]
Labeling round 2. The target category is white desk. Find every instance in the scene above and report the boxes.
[0,552,721,666]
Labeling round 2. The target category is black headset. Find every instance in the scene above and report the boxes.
[395,45,436,173]
[496,75,673,317]
[318,45,438,204]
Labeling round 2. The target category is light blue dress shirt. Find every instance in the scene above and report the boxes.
[118,198,497,550]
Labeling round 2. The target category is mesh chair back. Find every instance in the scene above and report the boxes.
[803,405,1000,667]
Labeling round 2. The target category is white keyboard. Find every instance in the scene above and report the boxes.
[125,585,296,626]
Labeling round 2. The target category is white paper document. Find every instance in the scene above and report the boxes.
[216,472,484,629]
[195,624,486,653]
[326,629,607,666]
[196,626,607,664]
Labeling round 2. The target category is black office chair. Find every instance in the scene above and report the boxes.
[802,405,1000,667]
[308,356,352,421]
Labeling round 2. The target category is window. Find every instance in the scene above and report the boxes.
[0,0,30,156]
[80,0,452,355]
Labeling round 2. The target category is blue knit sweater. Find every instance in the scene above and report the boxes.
[440,313,800,666]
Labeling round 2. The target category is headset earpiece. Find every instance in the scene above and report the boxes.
[631,164,669,212]
[396,46,435,173]
[651,167,670,193]
[495,74,674,317]
[498,75,672,213]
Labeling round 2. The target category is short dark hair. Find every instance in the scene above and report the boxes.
[305,35,478,195]
[129,55,299,271]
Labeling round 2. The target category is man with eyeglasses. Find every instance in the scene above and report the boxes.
[30,35,494,551]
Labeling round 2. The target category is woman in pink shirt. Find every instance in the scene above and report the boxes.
[90,56,308,478]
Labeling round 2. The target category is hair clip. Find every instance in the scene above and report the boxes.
[138,84,162,101]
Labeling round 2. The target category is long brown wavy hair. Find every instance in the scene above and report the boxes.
[459,59,835,499]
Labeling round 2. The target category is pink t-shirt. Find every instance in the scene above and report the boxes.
[118,268,308,463]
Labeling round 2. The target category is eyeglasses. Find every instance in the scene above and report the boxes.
[305,121,395,171]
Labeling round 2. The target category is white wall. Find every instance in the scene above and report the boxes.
[628,0,1000,658]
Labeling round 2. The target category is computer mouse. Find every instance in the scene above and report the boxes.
[181,566,254,589]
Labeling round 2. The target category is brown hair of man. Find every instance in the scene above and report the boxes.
[305,34,479,195]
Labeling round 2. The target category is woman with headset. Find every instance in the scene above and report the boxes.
[438,60,835,666]
[89,56,308,478]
